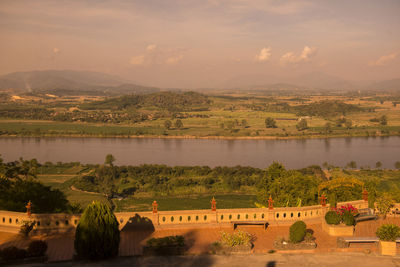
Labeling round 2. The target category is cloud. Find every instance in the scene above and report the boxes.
[368,52,398,67]
[130,45,186,66]
[255,47,271,62]
[280,46,317,66]
[146,44,157,52]
[165,55,183,65]
[129,55,145,65]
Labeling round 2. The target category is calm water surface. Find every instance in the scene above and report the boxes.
[0,137,399,169]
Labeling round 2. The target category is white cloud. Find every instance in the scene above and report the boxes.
[129,55,145,65]
[280,46,317,66]
[255,47,271,62]
[165,55,183,65]
[368,52,398,67]
[146,44,157,52]
[300,46,317,61]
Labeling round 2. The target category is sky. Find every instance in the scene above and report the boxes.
[0,0,399,88]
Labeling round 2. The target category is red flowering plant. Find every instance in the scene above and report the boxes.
[331,204,358,216]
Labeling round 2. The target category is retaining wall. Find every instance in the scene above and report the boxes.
[0,200,369,234]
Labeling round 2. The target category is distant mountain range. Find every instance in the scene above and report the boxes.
[0,70,159,95]
[222,71,400,91]
[0,69,398,94]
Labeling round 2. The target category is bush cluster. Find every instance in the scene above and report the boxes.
[325,211,341,225]
[325,209,355,226]
[0,240,47,261]
[27,240,48,257]
[289,221,306,243]
[220,230,254,247]
[376,224,400,242]
[146,236,185,248]
[342,211,355,226]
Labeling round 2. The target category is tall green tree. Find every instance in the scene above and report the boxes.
[265,117,277,128]
[74,202,120,260]
[164,120,172,129]
[380,115,388,126]
[296,119,308,131]
[105,154,116,167]
[175,119,183,129]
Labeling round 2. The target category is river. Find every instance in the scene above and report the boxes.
[0,136,399,169]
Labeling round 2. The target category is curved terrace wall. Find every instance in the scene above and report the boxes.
[0,200,369,234]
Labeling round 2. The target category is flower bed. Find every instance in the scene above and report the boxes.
[209,230,254,255]
[323,204,357,236]
[274,222,316,250]
[273,238,316,250]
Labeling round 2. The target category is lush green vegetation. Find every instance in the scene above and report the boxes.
[0,158,72,213]
[1,89,400,139]
[1,154,400,212]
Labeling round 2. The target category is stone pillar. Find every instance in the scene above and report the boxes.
[152,201,159,226]
[268,195,274,210]
[211,197,217,211]
[320,195,327,207]
[362,189,368,202]
[152,200,158,214]
[26,201,32,217]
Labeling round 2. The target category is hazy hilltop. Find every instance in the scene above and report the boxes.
[0,70,159,95]
[0,69,399,95]
[221,71,367,91]
[365,79,400,91]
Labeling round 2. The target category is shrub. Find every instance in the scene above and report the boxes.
[342,211,355,226]
[289,221,306,243]
[27,240,48,257]
[74,202,120,260]
[376,224,400,242]
[376,193,394,218]
[325,211,341,225]
[0,246,27,260]
[20,220,36,237]
[146,236,185,248]
[220,230,254,247]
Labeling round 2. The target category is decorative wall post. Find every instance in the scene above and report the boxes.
[26,201,32,217]
[362,189,368,202]
[268,195,274,210]
[211,197,217,211]
[152,200,158,214]
[320,195,327,207]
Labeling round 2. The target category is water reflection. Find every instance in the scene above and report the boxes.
[324,139,330,151]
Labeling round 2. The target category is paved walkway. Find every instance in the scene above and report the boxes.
[15,254,400,267]
[1,218,400,262]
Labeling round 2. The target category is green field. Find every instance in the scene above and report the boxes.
[1,90,400,139]
[114,194,258,212]
[36,174,258,211]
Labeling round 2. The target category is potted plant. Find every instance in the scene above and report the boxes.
[323,204,357,236]
[376,224,400,256]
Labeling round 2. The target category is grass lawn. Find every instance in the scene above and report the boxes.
[114,194,258,212]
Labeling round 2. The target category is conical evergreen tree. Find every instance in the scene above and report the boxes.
[74,202,120,260]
